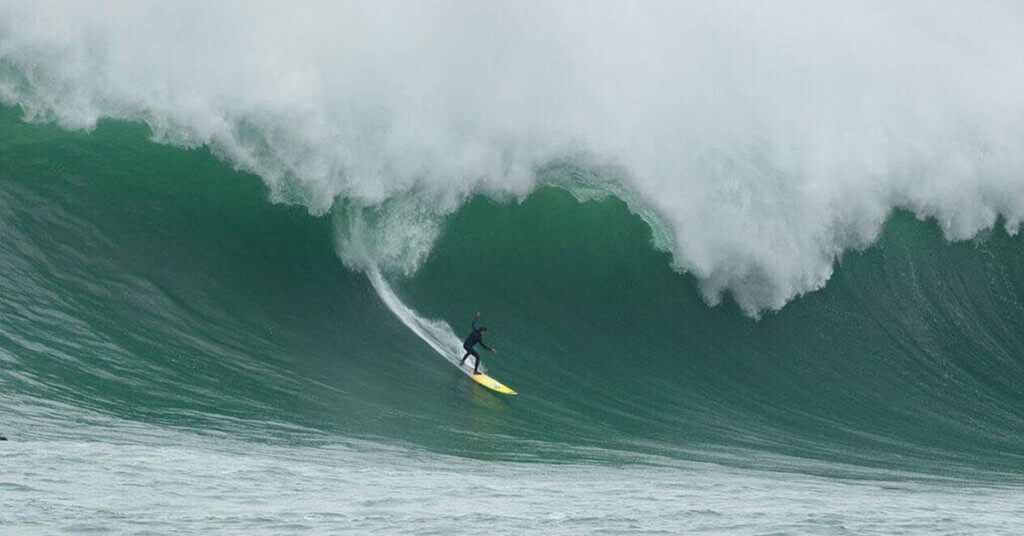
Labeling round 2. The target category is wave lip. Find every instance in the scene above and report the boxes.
[3,2,1024,314]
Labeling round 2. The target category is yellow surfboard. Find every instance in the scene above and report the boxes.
[469,372,517,395]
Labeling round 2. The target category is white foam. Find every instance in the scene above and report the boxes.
[2,0,1024,314]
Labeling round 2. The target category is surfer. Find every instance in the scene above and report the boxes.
[460,312,497,375]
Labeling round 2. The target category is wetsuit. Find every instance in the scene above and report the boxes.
[460,318,491,374]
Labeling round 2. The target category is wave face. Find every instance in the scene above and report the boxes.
[3,107,1024,480]
[3,1,1024,313]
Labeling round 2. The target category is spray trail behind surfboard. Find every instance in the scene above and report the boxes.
[367,269,485,374]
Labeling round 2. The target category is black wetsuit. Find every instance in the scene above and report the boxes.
[460,318,491,374]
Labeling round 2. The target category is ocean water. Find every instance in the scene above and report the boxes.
[2,2,1024,534]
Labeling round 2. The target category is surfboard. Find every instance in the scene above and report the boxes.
[457,359,516,394]
[469,371,517,395]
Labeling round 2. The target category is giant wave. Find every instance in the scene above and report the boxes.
[1,105,1024,476]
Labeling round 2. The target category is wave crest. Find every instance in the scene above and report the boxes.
[3,0,1024,314]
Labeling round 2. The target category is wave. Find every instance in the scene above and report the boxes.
[2,108,1024,478]
[3,1,1024,314]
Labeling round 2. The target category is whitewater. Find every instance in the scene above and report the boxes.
[3,0,1024,313]
[3,1,1024,534]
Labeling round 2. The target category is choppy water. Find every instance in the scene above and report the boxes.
[4,415,1024,535]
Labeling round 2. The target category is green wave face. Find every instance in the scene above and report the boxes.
[2,106,1024,478]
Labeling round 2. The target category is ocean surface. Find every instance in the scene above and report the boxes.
[3,2,1024,534]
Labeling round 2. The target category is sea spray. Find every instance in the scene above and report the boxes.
[335,198,473,368]
[2,0,1024,314]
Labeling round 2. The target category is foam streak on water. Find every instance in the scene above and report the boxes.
[367,268,483,374]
